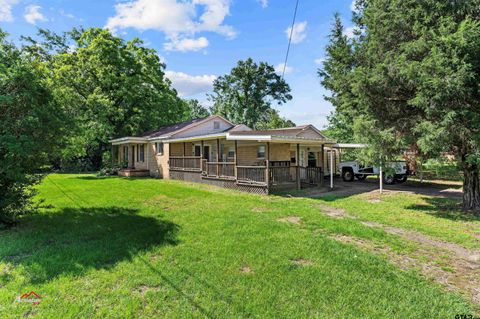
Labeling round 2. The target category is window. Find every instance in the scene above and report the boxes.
[257,145,266,159]
[194,145,201,157]
[155,142,164,155]
[139,145,145,162]
[213,121,220,129]
[123,146,129,163]
[227,147,235,158]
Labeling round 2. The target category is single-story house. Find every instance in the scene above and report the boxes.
[110,115,340,194]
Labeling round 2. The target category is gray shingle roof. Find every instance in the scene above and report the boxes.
[136,118,207,138]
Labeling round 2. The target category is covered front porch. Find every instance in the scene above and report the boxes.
[167,136,335,193]
[111,139,150,177]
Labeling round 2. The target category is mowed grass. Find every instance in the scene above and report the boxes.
[0,174,475,318]
[316,191,480,249]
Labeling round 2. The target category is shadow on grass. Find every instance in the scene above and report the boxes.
[406,197,480,222]
[0,207,179,284]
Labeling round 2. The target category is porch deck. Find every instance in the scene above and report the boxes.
[168,156,323,190]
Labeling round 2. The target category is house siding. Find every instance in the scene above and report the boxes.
[171,117,232,138]
[148,142,170,178]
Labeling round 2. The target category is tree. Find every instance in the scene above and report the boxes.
[210,58,292,129]
[256,109,295,129]
[0,30,64,225]
[321,0,480,212]
[184,99,210,120]
[25,28,187,170]
[318,14,357,143]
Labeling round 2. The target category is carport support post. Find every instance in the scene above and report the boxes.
[330,149,334,190]
[296,144,301,190]
[379,166,383,194]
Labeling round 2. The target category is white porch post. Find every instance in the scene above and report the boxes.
[330,150,334,190]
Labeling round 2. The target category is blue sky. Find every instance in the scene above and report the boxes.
[1,0,355,128]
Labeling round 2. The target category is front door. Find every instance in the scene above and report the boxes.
[308,152,317,167]
[203,146,210,161]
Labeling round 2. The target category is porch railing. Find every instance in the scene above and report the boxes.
[299,167,323,185]
[169,156,322,188]
[169,156,202,171]
[269,166,296,184]
[205,162,235,179]
[237,166,267,184]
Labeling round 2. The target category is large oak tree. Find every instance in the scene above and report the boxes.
[25,28,187,170]
[210,58,293,129]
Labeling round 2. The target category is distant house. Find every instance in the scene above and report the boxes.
[110,115,339,194]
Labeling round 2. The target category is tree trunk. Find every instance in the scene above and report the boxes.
[462,164,480,213]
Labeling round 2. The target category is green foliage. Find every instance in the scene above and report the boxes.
[184,99,210,120]
[320,1,480,210]
[318,14,357,143]
[0,30,64,224]
[25,28,187,170]
[210,58,293,129]
[421,159,462,181]
[256,108,296,129]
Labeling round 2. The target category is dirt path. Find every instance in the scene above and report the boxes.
[317,204,480,306]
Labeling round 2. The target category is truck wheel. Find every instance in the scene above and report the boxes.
[342,169,355,182]
[355,174,367,181]
[395,175,408,183]
[383,174,395,185]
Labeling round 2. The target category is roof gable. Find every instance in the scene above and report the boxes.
[137,118,206,138]
[170,115,234,138]
[296,125,326,139]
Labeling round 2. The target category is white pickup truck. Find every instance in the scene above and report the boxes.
[339,161,409,184]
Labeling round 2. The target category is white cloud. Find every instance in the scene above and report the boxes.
[0,0,19,22]
[314,58,324,65]
[285,21,307,44]
[258,0,268,8]
[24,5,47,24]
[164,37,209,52]
[343,26,355,38]
[274,63,293,75]
[106,0,236,52]
[350,0,357,11]
[165,71,216,97]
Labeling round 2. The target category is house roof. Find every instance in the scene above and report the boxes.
[228,125,326,138]
[111,115,335,145]
[136,117,207,138]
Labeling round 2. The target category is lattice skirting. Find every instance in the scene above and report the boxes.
[169,170,268,195]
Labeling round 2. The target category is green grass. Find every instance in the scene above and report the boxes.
[0,174,475,318]
[315,192,480,249]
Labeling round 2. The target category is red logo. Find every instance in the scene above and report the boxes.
[16,291,41,305]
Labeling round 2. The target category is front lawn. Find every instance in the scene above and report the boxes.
[0,174,476,318]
